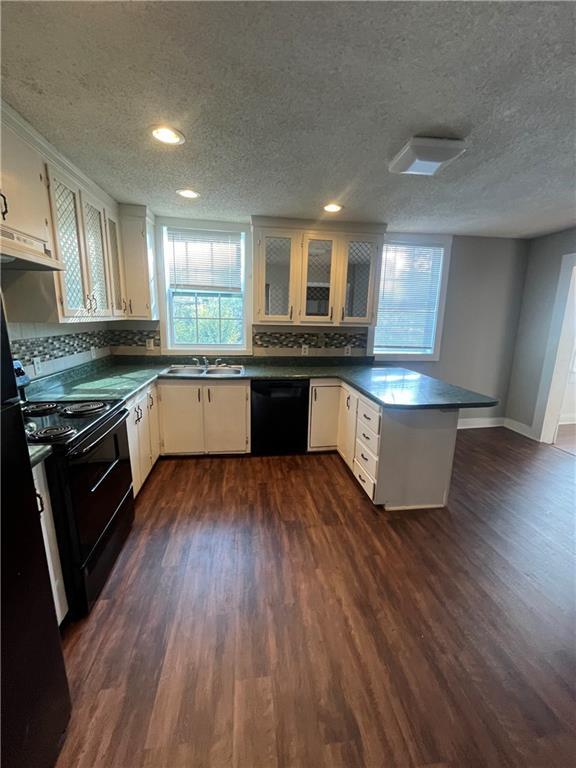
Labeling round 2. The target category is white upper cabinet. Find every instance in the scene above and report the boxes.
[81,192,112,317]
[105,212,127,317]
[252,219,384,326]
[255,229,302,323]
[338,235,381,324]
[0,125,54,264]
[300,233,339,323]
[119,204,158,320]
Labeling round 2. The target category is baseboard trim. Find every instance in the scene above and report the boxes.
[457,417,505,429]
[559,415,576,426]
[503,418,539,441]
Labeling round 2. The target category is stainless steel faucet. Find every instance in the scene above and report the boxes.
[202,356,209,368]
[192,357,200,366]
[215,358,223,367]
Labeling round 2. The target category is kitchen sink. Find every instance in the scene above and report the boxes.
[162,365,206,376]
[205,366,244,376]
[161,365,245,377]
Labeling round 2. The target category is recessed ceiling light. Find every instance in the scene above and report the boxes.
[176,189,200,199]
[324,203,342,213]
[151,126,186,145]
[388,137,466,176]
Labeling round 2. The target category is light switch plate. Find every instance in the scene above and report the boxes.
[344,345,352,356]
[301,344,309,356]
[90,346,97,360]
[33,356,43,376]
[146,338,155,350]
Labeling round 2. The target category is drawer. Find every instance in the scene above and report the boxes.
[353,460,375,500]
[357,421,379,452]
[355,439,378,478]
[357,400,381,434]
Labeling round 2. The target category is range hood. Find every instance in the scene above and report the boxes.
[1,226,63,271]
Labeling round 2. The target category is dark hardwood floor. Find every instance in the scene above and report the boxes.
[55,428,576,768]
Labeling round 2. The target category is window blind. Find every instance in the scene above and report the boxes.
[166,228,243,292]
[374,242,444,353]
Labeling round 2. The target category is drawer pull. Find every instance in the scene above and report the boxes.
[362,432,370,440]
[358,474,366,484]
[361,453,368,461]
[363,413,371,421]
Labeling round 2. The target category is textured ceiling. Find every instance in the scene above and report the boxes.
[2,1,575,237]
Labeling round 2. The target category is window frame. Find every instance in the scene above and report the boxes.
[368,233,452,362]
[157,218,252,355]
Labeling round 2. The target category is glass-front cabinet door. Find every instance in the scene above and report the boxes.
[105,213,126,317]
[256,229,301,323]
[82,193,111,317]
[48,168,90,317]
[300,234,338,323]
[339,235,382,324]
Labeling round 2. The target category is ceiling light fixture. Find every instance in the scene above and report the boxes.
[151,126,186,145]
[323,203,342,213]
[388,137,466,176]
[176,189,200,199]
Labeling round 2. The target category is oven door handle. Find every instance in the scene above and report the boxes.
[68,410,128,458]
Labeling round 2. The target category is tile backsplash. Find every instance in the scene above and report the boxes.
[252,326,368,356]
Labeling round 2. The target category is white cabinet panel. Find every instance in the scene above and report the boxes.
[309,382,341,449]
[147,385,160,464]
[119,205,158,319]
[255,229,302,323]
[0,125,52,247]
[204,382,249,454]
[137,391,152,483]
[106,213,126,317]
[32,463,68,625]
[126,397,143,495]
[300,234,338,323]
[158,381,204,454]
[339,236,381,324]
[82,193,111,317]
[337,385,358,469]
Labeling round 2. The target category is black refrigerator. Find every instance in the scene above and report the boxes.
[1,301,71,768]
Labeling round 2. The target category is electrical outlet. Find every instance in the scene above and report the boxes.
[90,346,97,360]
[301,344,309,356]
[33,356,43,376]
[344,345,352,356]
[146,338,155,351]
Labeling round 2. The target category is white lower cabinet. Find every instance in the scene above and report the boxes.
[32,462,68,625]
[337,384,358,468]
[158,380,250,455]
[126,383,160,496]
[308,379,341,450]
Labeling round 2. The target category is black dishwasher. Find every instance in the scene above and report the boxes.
[251,379,310,455]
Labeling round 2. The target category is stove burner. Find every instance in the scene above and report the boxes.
[61,401,109,417]
[28,425,77,442]
[22,402,59,416]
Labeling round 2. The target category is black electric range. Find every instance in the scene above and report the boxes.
[23,399,135,616]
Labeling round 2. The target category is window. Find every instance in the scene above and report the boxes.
[163,227,247,350]
[373,235,451,359]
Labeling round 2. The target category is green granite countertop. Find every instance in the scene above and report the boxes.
[28,444,52,468]
[28,361,498,411]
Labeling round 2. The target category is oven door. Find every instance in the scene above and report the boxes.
[66,410,132,565]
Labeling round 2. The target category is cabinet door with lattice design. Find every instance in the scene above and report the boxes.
[256,229,302,323]
[106,213,126,317]
[82,193,111,317]
[300,233,339,324]
[339,235,382,324]
[48,168,90,317]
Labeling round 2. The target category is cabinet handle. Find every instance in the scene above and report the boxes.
[122,298,127,313]
[207,388,211,403]
[341,306,345,321]
[197,388,201,402]
[134,408,139,425]
[329,306,333,321]
[363,413,371,421]
[0,192,8,221]
[346,395,350,409]
[313,388,317,402]
[362,432,370,441]
[129,299,133,314]
[148,393,154,408]
[92,293,98,311]
[289,305,293,320]
[358,474,366,484]
[86,294,93,312]
[361,453,368,462]
[36,492,44,514]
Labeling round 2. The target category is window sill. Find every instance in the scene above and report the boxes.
[161,347,251,356]
[373,352,440,362]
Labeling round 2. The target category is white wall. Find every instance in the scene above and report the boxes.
[408,236,527,420]
[506,228,576,435]
[560,347,576,424]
